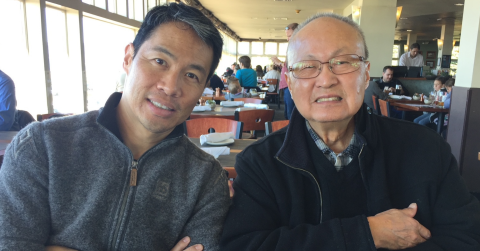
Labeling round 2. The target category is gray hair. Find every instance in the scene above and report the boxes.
[287,12,369,64]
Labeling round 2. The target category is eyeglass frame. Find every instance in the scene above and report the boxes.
[287,54,369,79]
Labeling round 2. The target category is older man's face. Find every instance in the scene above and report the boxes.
[286,18,369,124]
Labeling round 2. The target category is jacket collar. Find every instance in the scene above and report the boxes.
[96,92,185,142]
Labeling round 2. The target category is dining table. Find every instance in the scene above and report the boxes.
[189,137,257,179]
[202,93,265,101]
[390,103,449,134]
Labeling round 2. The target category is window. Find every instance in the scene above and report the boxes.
[238,42,249,55]
[392,60,398,66]
[108,0,116,13]
[117,0,127,16]
[134,0,143,21]
[83,0,94,4]
[251,56,270,70]
[95,0,106,9]
[265,42,277,55]
[392,45,400,66]
[278,43,288,56]
[251,42,263,55]
[83,17,136,111]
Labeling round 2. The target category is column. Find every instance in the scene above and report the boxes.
[437,23,454,69]
[344,0,398,77]
[446,0,480,193]
[407,33,417,46]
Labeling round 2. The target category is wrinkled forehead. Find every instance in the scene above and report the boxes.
[287,18,364,65]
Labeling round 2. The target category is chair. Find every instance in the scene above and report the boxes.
[235,109,275,138]
[183,118,243,139]
[265,120,289,136]
[266,79,280,108]
[378,99,391,117]
[233,98,263,104]
[372,95,380,115]
[37,113,73,122]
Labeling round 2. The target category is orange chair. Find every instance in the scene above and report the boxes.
[266,79,280,108]
[37,113,73,122]
[378,99,391,117]
[233,98,263,104]
[183,118,243,139]
[235,109,275,138]
[372,95,380,115]
[265,120,289,136]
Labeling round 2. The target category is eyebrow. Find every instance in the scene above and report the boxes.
[151,46,176,60]
[151,46,208,76]
[303,47,348,60]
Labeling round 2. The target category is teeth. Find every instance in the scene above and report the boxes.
[316,97,342,102]
[150,100,174,111]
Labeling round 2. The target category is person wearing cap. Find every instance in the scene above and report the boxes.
[271,23,299,120]
[399,43,424,67]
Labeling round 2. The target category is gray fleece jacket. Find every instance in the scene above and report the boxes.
[0,93,230,251]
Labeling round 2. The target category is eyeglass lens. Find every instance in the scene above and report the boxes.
[291,54,364,79]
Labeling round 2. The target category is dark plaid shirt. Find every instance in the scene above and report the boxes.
[306,120,362,171]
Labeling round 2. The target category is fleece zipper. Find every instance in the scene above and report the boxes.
[275,157,324,224]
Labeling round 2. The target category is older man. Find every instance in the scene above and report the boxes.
[0,3,229,251]
[221,13,480,250]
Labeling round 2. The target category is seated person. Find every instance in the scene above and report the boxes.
[222,67,234,77]
[443,78,454,109]
[263,64,281,80]
[255,65,264,78]
[0,3,230,251]
[209,73,224,91]
[363,80,387,112]
[221,13,480,251]
[235,56,260,92]
[0,69,17,131]
[225,76,243,100]
[414,76,447,126]
[399,43,424,67]
[375,66,409,96]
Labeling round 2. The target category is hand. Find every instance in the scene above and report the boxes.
[270,56,282,66]
[171,236,203,251]
[389,87,396,93]
[45,246,77,251]
[228,180,234,198]
[368,203,431,250]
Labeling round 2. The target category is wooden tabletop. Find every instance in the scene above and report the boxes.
[386,98,424,104]
[189,138,257,178]
[391,103,449,113]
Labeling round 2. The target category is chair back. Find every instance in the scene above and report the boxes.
[235,109,275,131]
[265,120,289,136]
[233,98,262,104]
[266,79,279,93]
[378,99,391,117]
[372,95,380,115]
[183,118,243,139]
[37,113,73,122]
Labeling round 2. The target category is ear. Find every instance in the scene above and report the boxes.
[364,62,371,88]
[285,70,293,96]
[123,43,135,75]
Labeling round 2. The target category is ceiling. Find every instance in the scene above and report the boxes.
[197,0,465,42]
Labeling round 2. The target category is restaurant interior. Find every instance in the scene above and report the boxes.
[0,0,479,198]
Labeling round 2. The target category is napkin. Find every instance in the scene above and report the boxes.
[203,88,214,94]
[200,147,230,158]
[244,103,269,109]
[193,106,212,112]
[200,132,234,145]
[220,101,244,106]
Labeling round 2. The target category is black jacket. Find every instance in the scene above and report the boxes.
[221,105,480,251]
[376,78,410,96]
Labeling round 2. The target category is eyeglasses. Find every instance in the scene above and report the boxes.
[288,54,368,79]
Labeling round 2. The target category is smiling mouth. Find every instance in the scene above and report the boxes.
[149,99,174,111]
[316,97,342,103]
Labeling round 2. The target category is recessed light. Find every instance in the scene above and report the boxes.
[455,3,464,6]
[407,29,412,32]
[437,18,442,21]
[252,17,258,20]
[400,17,408,20]
[273,17,288,20]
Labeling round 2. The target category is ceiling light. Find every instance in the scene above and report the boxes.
[455,3,464,6]
[407,29,412,32]
[252,17,258,20]
[400,17,407,20]
[437,18,442,21]
[273,17,288,20]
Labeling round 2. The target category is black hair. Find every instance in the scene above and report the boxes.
[435,76,446,84]
[132,3,223,83]
[410,43,420,50]
[383,66,394,73]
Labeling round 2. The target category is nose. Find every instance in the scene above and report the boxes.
[156,69,182,97]
[315,64,338,88]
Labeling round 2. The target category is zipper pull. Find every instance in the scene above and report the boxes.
[130,161,138,186]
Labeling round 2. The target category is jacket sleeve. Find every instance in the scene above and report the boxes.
[407,141,480,251]
[0,77,16,131]
[0,123,51,250]
[179,162,231,251]
[221,154,377,251]
[372,82,387,100]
